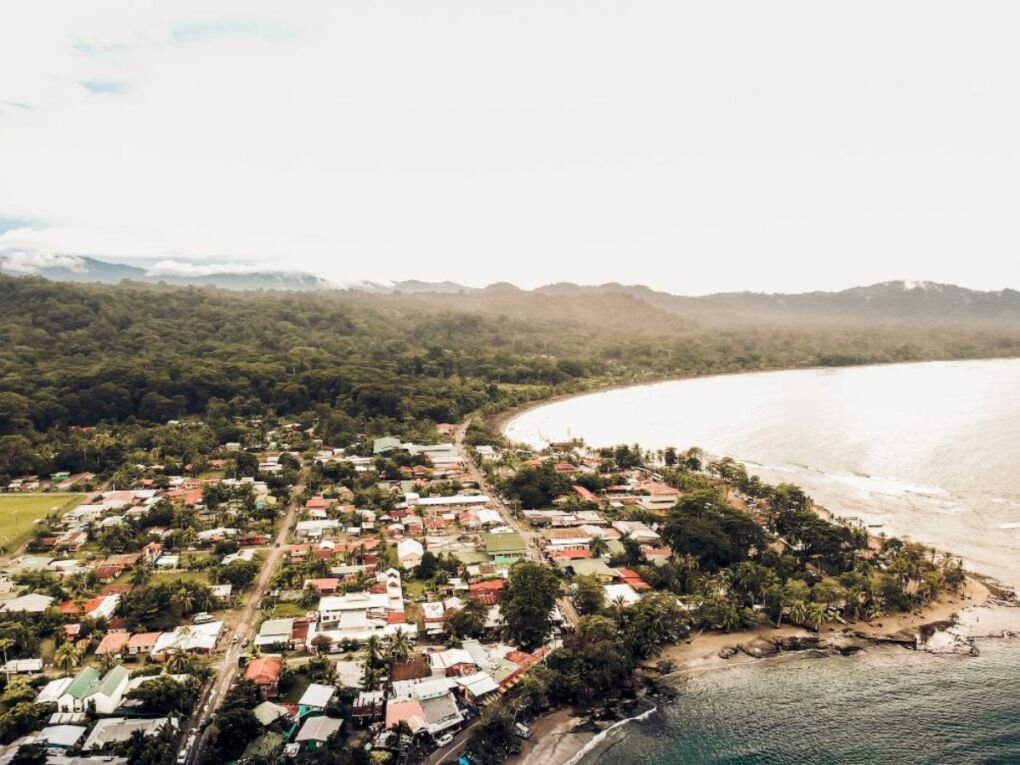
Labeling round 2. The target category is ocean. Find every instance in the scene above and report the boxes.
[504,358,1020,764]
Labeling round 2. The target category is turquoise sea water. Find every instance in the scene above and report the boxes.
[587,641,1020,765]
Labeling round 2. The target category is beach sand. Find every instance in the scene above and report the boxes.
[515,576,999,765]
[508,709,597,765]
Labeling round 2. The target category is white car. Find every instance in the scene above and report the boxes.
[436,733,454,747]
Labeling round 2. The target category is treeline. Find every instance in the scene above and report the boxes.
[4,275,1020,480]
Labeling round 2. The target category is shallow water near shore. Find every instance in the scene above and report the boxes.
[586,638,1020,765]
[504,358,1020,764]
[505,358,1020,588]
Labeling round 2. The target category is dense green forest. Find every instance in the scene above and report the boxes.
[3,275,1020,480]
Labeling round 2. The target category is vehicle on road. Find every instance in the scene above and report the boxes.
[514,723,531,740]
[193,612,214,624]
[436,733,454,747]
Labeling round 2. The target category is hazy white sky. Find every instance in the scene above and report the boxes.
[1,1,1018,293]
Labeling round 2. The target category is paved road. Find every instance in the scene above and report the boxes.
[183,469,307,764]
[453,422,578,630]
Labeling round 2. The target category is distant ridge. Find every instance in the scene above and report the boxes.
[2,255,1019,322]
[0,255,331,291]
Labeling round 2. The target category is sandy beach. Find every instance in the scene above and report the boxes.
[514,575,1003,765]
[508,709,599,765]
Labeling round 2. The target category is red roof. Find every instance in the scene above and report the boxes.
[59,600,83,615]
[386,612,407,624]
[616,568,651,591]
[83,596,106,614]
[469,579,504,593]
[307,578,340,592]
[306,497,333,509]
[572,485,597,502]
[95,631,130,655]
[245,656,283,685]
[551,549,592,560]
[128,632,160,649]
[554,462,576,474]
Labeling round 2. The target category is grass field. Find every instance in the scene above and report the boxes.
[0,494,85,552]
[149,570,211,586]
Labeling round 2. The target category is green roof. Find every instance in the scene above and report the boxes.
[89,665,129,697]
[65,667,101,700]
[556,558,616,578]
[483,532,526,555]
[373,437,401,454]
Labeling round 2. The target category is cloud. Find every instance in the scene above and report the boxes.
[145,259,274,277]
[0,3,1018,293]
[0,250,87,274]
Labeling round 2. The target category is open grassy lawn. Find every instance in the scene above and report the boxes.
[149,570,211,586]
[0,494,84,551]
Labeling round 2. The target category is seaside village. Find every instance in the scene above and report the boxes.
[0,419,685,765]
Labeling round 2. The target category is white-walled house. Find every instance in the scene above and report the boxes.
[397,539,424,570]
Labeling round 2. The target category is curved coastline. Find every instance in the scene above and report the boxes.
[496,361,1020,765]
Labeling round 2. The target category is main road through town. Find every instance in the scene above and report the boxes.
[182,468,307,764]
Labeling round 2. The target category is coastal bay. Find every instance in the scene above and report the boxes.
[504,359,1020,764]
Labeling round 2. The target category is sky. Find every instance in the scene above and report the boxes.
[1,1,1019,294]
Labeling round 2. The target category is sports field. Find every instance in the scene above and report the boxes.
[0,494,85,552]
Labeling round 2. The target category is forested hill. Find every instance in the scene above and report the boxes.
[2,275,1020,452]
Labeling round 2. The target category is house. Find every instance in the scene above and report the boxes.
[82,717,177,751]
[127,632,160,656]
[245,656,284,700]
[297,683,335,716]
[422,602,445,636]
[556,558,617,581]
[253,700,290,727]
[1,658,42,674]
[428,648,477,676]
[303,578,340,596]
[351,690,385,723]
[603,583,642,606]
[37,677,74,705]
[295,715,343,751]
[40,724,87,750]
[397,539,424,570]
[611,520,661,542]
[454,671,500,706]
[151,621,223,657]
[482,532,527,565]
[385,699,427,733]
[1,593,54,613]
[94,631,131,657]
[255,618,295,651]
[57,666,129,714]
[373,437,402,455]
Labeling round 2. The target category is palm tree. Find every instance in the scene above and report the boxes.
[588,537,609,559]
[365,636,384,669]
[171,588,195,615]
[805,602,827,631]
[54,642,82,673]
[788,600,808,627]
[387,630,413,664]
[130,567,151,586]
[166,648,191,675]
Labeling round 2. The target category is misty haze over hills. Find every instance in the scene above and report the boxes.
[3,254,1020,325]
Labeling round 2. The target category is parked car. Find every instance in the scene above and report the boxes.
[193,612,214,625]
[436,733,454,747]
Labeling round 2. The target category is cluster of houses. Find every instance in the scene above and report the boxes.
[0,661,182,761]
[236,632,548,760]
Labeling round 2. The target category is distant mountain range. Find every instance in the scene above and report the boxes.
[3,255,1019,323]
[0,255,331,291]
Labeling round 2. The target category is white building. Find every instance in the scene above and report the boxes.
[397,539,424,570]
